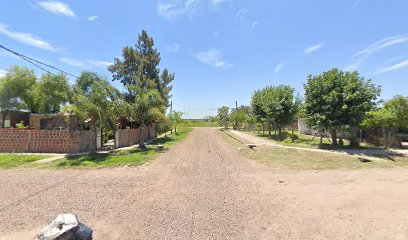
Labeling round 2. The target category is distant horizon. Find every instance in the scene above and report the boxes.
[1,1,408,118]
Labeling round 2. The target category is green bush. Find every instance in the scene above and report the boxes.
[283,137,293,143]
[16,121,28,129]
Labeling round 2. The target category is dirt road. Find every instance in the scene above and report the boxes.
[1,128,408,239]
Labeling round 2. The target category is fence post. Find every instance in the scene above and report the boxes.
[27,130,31,152]
[114,130,119,149]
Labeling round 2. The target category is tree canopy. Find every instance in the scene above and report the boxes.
[363,95,408,129]
[217,106,230,129]
[251,84,299,135]
[108,30,173,107]
[0,65,71,115]
[303,68,380,145]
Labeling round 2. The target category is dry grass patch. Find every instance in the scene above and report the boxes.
[222,130,408,170]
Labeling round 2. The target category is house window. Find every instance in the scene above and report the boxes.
[0,120,11,128]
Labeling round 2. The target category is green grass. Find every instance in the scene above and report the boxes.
[40,127,192,169]
[0,154,52,169]
[222,130,408,170]
[178,120,219,128]
[245,130,378,150]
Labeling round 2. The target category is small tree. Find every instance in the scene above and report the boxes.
[68,71,119,152]
[217,106,230,129]
[110,100,132,129]
[251,90,269,135]
[34,73,72,114]
[169,111,183,133]
[0,66,37,119]
[132,88,164,147]
[0,73,19,127]
[251,85,299,136]
[229,108,247,130]
[363,95,408,148]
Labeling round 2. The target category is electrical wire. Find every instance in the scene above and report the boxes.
[0,44,78,78]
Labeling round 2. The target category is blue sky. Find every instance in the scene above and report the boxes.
[0,0,407,118]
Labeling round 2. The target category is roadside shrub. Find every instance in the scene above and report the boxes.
[16,121,28,129]
[283,137,293,143]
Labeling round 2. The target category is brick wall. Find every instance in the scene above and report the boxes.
[0,129,92,153]
[115,126,155,149]
[0,129,29,152]
[29,130,81,153]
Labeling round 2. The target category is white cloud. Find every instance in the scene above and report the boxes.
[344,62,361,71]
[88,60,112,68]
[252,21,260,29]
[38,1,76,17]
[304,43,323,54]
[211,0,231,7]
[211,0,230,5]
[345,35,408,72]
[60,57,87,68]
[194,49,232,68]
[157,0,200,20]
[235,9,248,23]
[60,57,112,69]
[353,35,408,58]
[352,0,362,10]
[166,44,181,53]
[87,16,98,22]
[378,59,408,74]
[0,69,6,78]
[0,23,55,51]
[274,62,285,74]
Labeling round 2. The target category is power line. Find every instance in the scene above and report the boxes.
[0,44,78,78]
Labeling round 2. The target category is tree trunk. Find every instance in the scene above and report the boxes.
[360,129,363,143]
[175,124,177,133]
[140,120,145,148]
[319,131,323,148]
[331,129,338,146]
[90,124,96,153]
[382,128,389,148]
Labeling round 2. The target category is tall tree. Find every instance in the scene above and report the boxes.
[304,68,381,146]
[108,30,173,106]
[158,68,174,107]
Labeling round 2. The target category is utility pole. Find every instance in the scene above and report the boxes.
[170,101,173,112]
[235,101,238,110]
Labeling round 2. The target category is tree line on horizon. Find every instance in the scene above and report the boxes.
[0,30,181,149]
[217,68,408,148]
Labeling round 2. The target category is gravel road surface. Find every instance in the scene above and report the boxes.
[1,128,408,239]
